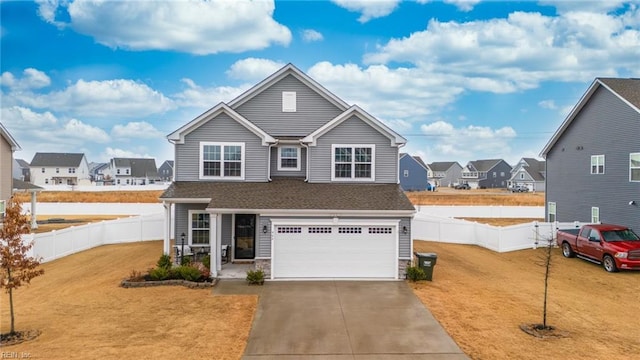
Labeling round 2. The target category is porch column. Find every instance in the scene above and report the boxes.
[210,213,218,278]
[163,202,171,255]
[30,191,38,230]
[216,214,222,272]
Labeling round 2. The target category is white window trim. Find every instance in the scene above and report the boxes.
[188,210,211,246]
[630,152,640,182]
[199,141,246,180]
[591,207,600,223]
[0,200,5,216]
[282,91,296,112]
[403,169,409,178]
[277,146,301,171]
[331,144,376,182]
[548,202,556,222]
[590,154,605,174]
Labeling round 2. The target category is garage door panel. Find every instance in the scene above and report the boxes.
[273,225,396,279]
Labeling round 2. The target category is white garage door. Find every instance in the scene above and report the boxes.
[272,225,397,279]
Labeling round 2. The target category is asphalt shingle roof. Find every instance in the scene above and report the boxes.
[428,162,459,172]
[30,153,84,167]
[161,177,415,212]
[113,158,159,178]
[598,78,640,110]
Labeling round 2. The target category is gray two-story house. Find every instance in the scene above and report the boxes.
[541,78,639,231]
[508,158,545,192]
[160,64,415,280]
[427,161,463,187]
[460,159,512,189]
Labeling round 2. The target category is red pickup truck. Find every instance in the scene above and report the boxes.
[556,224,640,272]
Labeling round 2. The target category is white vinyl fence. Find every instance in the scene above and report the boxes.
[415,205,544,218]
[22,202,163,216]
[412,213,587,253]
[24,213,165,263]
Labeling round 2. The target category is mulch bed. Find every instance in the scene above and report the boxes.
[1,329,42,346]
[120,278,217,289]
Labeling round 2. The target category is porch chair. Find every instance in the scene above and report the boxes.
[221,245,230,264]
[173,245,194,263]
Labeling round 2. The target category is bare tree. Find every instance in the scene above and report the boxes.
[0,197,44,335]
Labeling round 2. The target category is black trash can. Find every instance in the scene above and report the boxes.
[414,252,438,281]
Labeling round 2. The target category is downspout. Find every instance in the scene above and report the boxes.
[397,143,405,184]
[301,142,309,182]
[268,142,277,182]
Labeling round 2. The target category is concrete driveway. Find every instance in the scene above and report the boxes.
[235,281,468,359]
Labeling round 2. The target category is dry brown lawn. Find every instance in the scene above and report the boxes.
[0,241,257,360]
[459,217,544,226]
[13,190,164,203]
[411,240,640,360]
[407,187,545,206]
[32,215,124,233]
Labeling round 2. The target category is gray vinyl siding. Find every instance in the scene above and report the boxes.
[398,217,411,258]
[234,74,344,136]
[0,137,12,201]
[256,216,410,258]
[546,86,640,231]
[174,203,208,245]
[308,116,399,183]
[174,113,268,182]
[221,214,232,247]
[270,146,307,177]
[478,161,512,188]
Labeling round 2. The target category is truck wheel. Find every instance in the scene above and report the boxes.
[561,242,575,258]
[603,255,619,273]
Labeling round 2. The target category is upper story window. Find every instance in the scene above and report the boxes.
[282,91,296,112]
[126,169,130,175]
[591,155,604,174]
[56,168,59,173]
[200,142,245,180]
[68,168,75,174]
[630,153,640,182]
[403,170,409,177]
[117,169,121,175]
[278,147,300,171]
[41,168,45,173]
[332,144,375,181]
[519,173,525,179]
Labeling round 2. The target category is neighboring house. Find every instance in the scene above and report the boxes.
[427,161,463,187]
[29,153,91,186]
[13,158,30,182]
[160,64,415,280]
[158,160,174,182]
[460,159,512,189]
[541,78,640,231]
[108,158,160,185]
[399,153,429,191]
[1,122,21,220]
[89,162,109,183]
[508,158,546,192]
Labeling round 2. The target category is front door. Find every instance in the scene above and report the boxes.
[234,214,255,260]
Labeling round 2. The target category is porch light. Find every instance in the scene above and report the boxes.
[402,226,408,234]
[263,225,268,234]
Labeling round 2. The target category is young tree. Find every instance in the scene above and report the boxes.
[0,197,44,335]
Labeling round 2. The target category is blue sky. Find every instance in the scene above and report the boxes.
[1,0,639,167]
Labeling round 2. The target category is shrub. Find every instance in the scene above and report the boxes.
[202,254,210,270]
[149,267,170,281]
[406,265,426,282]
[193,262,210,280]
[175,265,202,282]
[246,269,265,285]
[180,256,192,266]
[157,254,172,270]
[128,269,145,282]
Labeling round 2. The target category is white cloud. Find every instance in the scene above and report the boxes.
[7,78,174,118]
[302,29,324,42]
[111,122,163,139]
[38,0,291,55]
[332,0,401,23]
[420,121,517,160]
[102,147,152,160]
[62,118,110,143]
[538,100,557,109]
[363,8,640,92]
[0,68,51,90]
[226,58,286,81]
[172,78,247,109]
[540,1,627,14]
[308,62,465,122]
[444,0,481,12]
[0,106,57,129]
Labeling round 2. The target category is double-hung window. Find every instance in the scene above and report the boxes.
[591,155,604,174]
[200,142,245,179]
[548,202,556,222]
[591,207,600,223]
[630,153,640,182]
[278,147,300,171]
[189,211,210,245]
[332,144,375,181]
